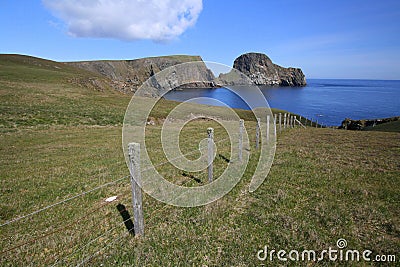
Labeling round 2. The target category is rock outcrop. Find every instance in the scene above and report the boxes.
[67,55,216,94]
[339,116,400,130]
[222,52,306,86]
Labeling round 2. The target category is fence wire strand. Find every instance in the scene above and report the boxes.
[0,175,129,228]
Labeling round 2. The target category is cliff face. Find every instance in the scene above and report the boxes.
[67,55,215,94]
[229,52,306,86]
[67,52,306,95]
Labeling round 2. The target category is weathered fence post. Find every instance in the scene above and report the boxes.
[315,119,318,128]
[239,119,243,162]
[128,143,144,236]
[207,127,214,183]
[299,116,302,126]
[291,116,294,128]
[284,113,287,129]
[279,113,282,133]
[266,115,270,143]
[256,117,260,149]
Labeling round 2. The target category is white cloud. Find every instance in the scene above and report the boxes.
[42,0,203,41]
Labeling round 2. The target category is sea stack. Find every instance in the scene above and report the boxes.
[232,52,306,86]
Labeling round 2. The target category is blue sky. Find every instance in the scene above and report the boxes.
[1,0,399,79]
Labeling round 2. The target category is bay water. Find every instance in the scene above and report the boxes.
[164,79,400,126]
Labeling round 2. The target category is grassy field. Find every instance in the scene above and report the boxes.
[0,55,399,266]
[364,120,400,133]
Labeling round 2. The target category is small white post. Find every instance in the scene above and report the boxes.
[207,127,214,183]
[256,117,260,149]
[266,115,270,143]
[239,119,243,162]
[128,143,144,236]
[279,113,282,133]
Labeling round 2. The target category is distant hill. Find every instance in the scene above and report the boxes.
[0,54,129,128]
[66,55,216,94]
[0,54,114,92]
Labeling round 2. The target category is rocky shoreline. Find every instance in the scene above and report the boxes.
[339,116,400,130]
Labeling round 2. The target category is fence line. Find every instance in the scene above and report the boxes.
[3,113,324,265]
[68,172,201,266]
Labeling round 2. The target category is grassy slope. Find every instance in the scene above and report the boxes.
[0,55,399,266]
[364,120,400,133]
[0,54,129,129]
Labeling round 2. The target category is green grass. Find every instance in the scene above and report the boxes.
[0,54,130,129]
[0,55,399,266]
[363,120,400,132]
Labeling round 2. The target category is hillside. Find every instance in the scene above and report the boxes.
[0,54,129,129]
[0,55,398,265]
[66,55,216,94]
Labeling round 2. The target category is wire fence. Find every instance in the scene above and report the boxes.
[0,113,324,265]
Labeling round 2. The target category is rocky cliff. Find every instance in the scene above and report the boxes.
[67,55,216,94]
[67,52,306,95]
[221,52,306,86]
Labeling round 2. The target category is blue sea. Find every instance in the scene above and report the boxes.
[164,79,400,126]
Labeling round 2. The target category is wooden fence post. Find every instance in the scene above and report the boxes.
[279,113,282,133]
[207,127,214,182]
[284,113,287,129]
[266,115,270,143]
[256,117,260,149]
[128,142,144,236]
[239,119,243,162]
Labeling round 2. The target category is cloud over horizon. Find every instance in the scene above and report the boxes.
[43,0,203,41]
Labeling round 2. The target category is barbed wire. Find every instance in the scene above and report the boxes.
[49,190,133,266]
[2,123,281,265]
[66,132,271,265]
[73,176,196,266]
[0,175,130,228]
[141,136,233,172]
[76,225,134,267]
[0,189,131,256]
